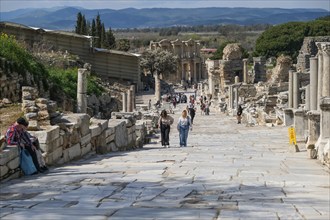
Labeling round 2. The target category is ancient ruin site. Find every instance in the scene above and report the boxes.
[0,10,329,220]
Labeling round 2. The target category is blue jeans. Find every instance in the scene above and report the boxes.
[179,126,189,147]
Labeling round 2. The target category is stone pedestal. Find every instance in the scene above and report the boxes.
[306,110,320,152]
[293,109,307,143]
[315,97,330,163]
[77,68,88,113]
[309,57,318,110]
[283,108,294,126]
[122,92,127,112]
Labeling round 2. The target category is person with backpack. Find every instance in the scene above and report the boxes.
[177,109,192,147]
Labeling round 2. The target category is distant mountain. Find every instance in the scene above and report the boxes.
[1,7,328,30]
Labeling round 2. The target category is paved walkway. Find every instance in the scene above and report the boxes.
[0,104,329,220]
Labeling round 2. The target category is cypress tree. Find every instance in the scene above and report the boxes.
[75,12,83,34]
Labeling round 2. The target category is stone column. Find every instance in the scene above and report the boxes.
[306,111,320,157]
[130,85,136,111]
[293,71,299,109]
[208,73,214,96]
[234,87,239,110]
[309,57,318,110]
[305,85,310,111]
[122,92,127,112]
[127,89,133,112]
[315,97,330,162]
[193,61,197,83]
[316,43,323,110]
[321,43,330,97]
[288,70,294,108]
[243,58,248,84]
[77,68,88,113]
[235,76,240,84]
[155,74,161,103]
[228,85,234,110]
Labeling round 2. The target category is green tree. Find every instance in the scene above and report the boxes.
[95,13,102,48]
[140,48,178,77]
[116,39,130,51]
[106,28,116,49]
[254,19,330,61]
[75,12,83,34]
[81,15,87,35]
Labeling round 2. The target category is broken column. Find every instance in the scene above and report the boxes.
[122,92,127,112]
[155,74,161,103]
[243,58,248,84]
[235,76,240,84]
[293,109,306,143]
[130,85,136,111]
[127,89,133,112]
[283,108,294,126]
[77,68,88,113]
[321,43,330,98]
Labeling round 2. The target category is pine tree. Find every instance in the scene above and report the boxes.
[75,12,83,34]
[106,28,116,49]
[95,13,102,48]
[81,15,87,35]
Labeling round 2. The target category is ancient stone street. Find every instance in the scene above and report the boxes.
[0,104,329,220]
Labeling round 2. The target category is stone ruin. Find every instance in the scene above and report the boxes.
[0,66,161,182]
[205,36,330,167]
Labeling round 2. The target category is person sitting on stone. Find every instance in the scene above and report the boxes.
[5,117,46,173]
[21,121,48,172]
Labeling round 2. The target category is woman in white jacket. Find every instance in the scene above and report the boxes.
[177,109,192,147]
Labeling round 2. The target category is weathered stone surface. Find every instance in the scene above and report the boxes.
[30,126,60,144]
[222,43,242,60]
[68,143,81,160]
[39,137,61,153]
[0,165,9,177]
[269,55,292,84]
[0,147,19,166]
[108,120,128,148]
[7,157,19,170]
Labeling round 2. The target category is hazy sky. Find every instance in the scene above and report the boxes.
[1,0,329,12]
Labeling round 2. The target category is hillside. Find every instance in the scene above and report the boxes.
[1,7,328,30]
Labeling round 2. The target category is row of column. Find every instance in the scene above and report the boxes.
[122,85,136,112]
[286,42,329,162]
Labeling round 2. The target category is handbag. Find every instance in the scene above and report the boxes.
[20,148,37,175]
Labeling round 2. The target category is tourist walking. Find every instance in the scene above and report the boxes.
[237,105,243,124]
[158,110,174,148]
[177,109,192,147]
[188,103,196,124]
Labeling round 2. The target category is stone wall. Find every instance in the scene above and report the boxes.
[0,112,148,182]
